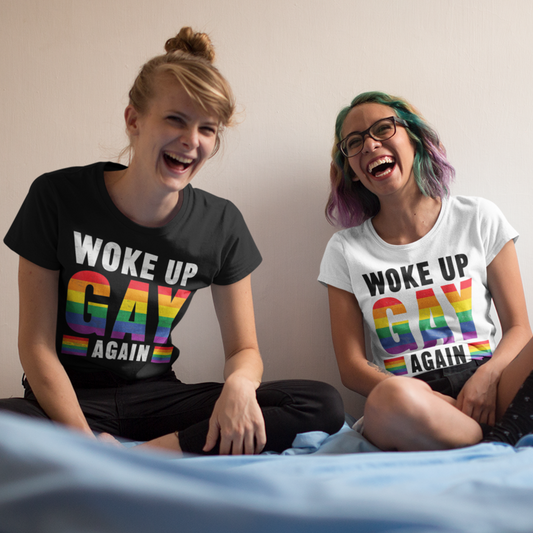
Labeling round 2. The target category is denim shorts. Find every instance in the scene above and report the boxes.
[414,358,490,399]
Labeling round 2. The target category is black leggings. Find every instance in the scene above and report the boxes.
[0,373,344,454]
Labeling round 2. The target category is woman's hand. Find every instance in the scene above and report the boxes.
[209,276,265,455]
[203,374,266,455]
[18,257,94,433]
[456,364,499,425]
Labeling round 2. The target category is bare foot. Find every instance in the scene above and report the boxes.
[134,432,183,454]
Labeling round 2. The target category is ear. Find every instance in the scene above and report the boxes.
[124,105,141,136]
[351,174,360,182]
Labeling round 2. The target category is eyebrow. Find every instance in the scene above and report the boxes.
[167,109,219,127]
[341,128,363,141]
[342,124,366,138]
[342,117,393,138]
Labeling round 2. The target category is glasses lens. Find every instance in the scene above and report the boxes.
[342,134,363,157]
[370,118,396,141]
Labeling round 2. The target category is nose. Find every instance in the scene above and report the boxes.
[180,127,200,150]
[362,134,381,154]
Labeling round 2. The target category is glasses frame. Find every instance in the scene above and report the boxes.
[337,116,409,158]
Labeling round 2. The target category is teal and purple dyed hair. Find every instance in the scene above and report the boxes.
[326,91,455,228]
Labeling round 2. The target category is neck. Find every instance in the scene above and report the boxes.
[372,192,442,245]
[104,168,181,228]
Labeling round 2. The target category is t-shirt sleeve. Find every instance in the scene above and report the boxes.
[318,232,354,293]
[4,174,61,270]
[212,202,262,286]
[477,197,519,266]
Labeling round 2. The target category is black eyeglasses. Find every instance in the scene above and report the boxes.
[337,116,409,158]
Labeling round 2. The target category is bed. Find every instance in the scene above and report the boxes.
[2,410,533,533]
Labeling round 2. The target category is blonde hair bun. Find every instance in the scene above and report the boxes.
[165,27,215,63]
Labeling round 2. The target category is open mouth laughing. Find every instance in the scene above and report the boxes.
[163,151,194,171]
[367,156,396,179]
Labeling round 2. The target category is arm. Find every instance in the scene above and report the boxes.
[327,284,392,397]
[203,274,266,455]
[17,257,94,436]
[456,240,532,425]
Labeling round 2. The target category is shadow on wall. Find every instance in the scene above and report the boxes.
[243,164,367,419]
[173,157,367,419]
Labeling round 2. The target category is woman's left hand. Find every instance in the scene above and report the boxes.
[456,364,499,425]
[203,374,266,455]
[456,239,533,425]
[207,276,265,454]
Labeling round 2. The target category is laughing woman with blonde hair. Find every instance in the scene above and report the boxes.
[0,27,344,454]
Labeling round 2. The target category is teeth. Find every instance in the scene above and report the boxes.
[165,152,193,164]
[368,156,394,173]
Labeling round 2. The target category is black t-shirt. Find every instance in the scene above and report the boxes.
[4,162,262,381]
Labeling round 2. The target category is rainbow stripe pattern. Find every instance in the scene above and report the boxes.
[154,287,191,344]
[373,298,417,355]
[416,288,454,348]
[111,280,149,341]
[152,346,173,364]
[384,356,408,376]
[468,340,492,360]
[441,279,477,341]
[66,271,110,335]
[61,335,89,357]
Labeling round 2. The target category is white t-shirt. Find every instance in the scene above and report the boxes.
[319,196,518,378]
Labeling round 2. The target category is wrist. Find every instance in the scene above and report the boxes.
[479,358,505,380]
[224,373,261,391]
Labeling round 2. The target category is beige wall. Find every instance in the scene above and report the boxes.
[1,0,532,418]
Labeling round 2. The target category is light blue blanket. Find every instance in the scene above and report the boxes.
[1,411,533,533]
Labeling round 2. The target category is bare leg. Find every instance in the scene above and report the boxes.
[496,337,533,420]
[135,432,182,453]
[363,377,482,451]
[364,339,533,451]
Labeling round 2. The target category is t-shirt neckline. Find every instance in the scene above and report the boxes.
[365,197,449,250]
[96,161,190,235]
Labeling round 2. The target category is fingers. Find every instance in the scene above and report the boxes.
[202,419,220,453]
[254,422,267,454]
[472,405,496,426]
[203,380,267,455]
[243,430,255,455]
[219,423,265,455]
[459,394,496,426]
[455,390,465,414]
[456,366,500,427]
[204,418,267,455]
[238,418,266,455]
[219,430,233,455]
[487,409,496,427]
[203,417,250,455]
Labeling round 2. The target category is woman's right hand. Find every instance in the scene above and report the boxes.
[203,374,266,455]
[18,257,93,433]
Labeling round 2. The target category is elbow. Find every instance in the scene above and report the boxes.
[339,373,352,390]
[339,371,367,397]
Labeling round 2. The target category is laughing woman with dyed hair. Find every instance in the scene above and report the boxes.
[319,91,533,450]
